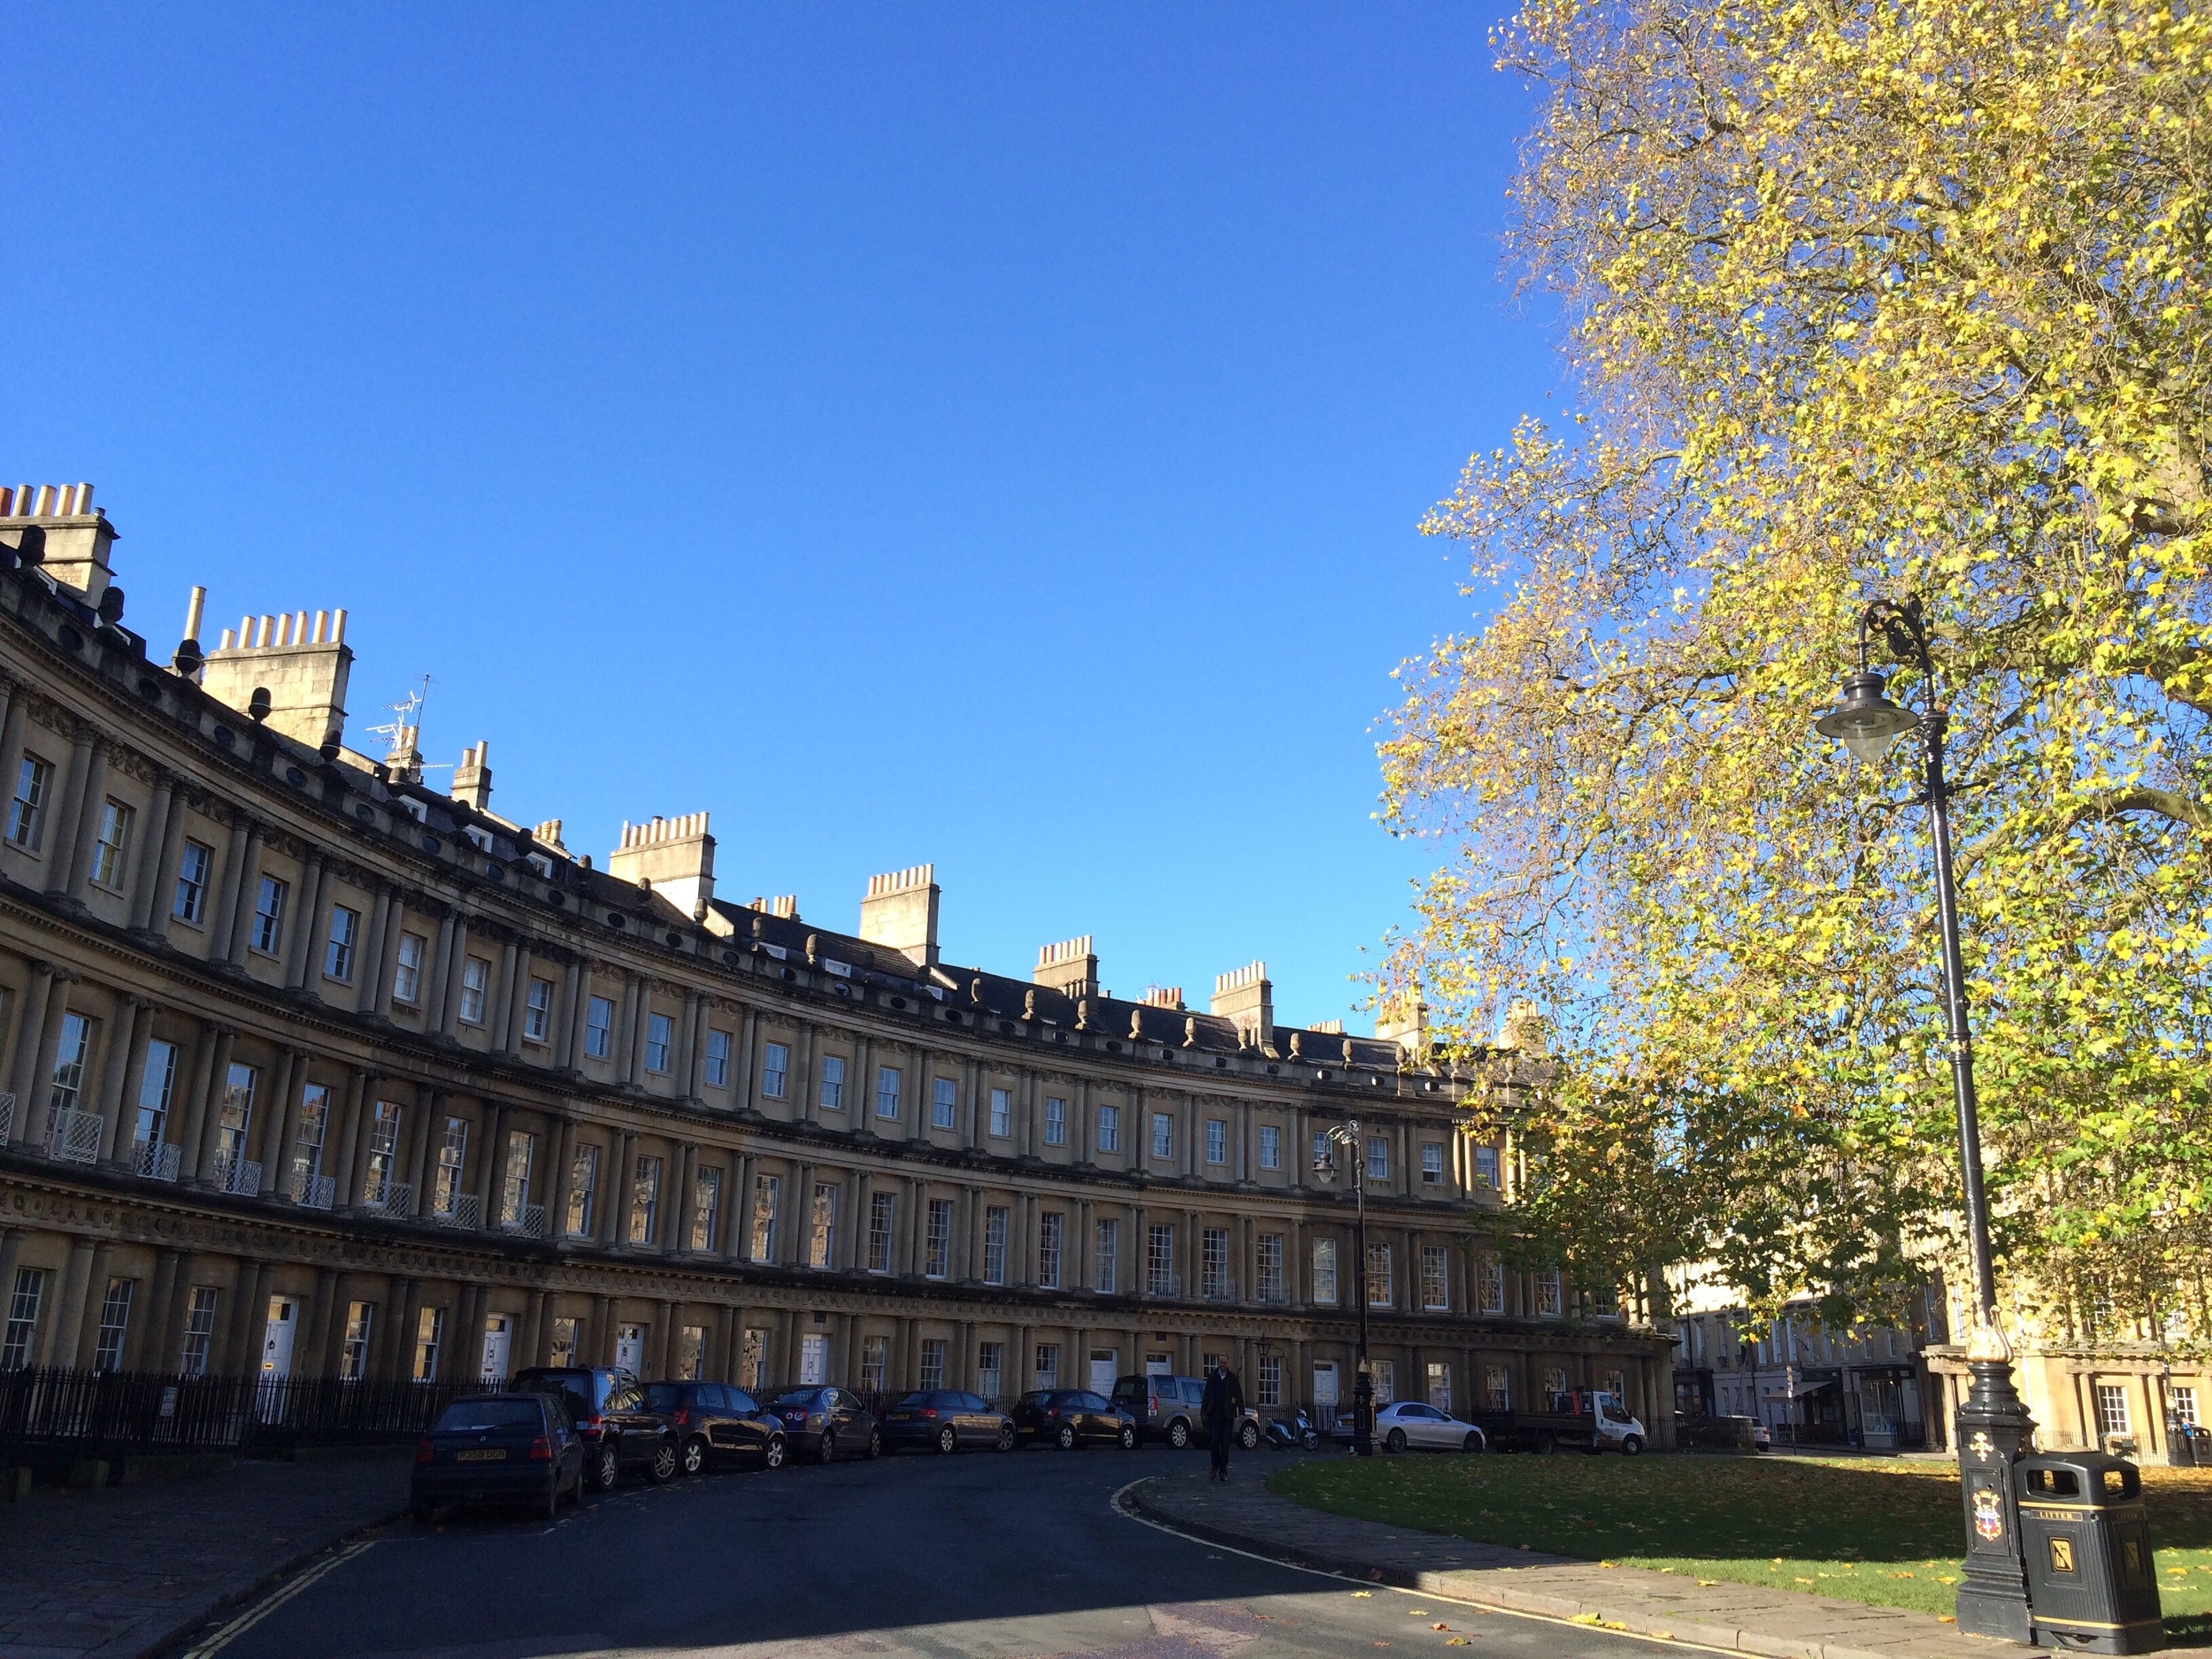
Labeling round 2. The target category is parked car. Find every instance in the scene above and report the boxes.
[1374,1401,1487,1455]
[1013,1388,1138,1449]
[512,1365,679,1489]
[769,1386,881,1463]
[1675,1413,1770,1453]
[645,1380,787,1474]
[880,1389,1016,1455]
[1110,1373,1261,1450]
[412,1392,585,1521]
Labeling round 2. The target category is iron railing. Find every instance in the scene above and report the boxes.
[290,1167,336,1209]
[363,1179,414,1219]
[212,1151,263,1196]
[499,1202,546,1239]
[432,1193,482,1230]
[0,1089,14,1144]
[131,1137,181,1182]
[48,1108,102,1164]
[0,1365,474,1455]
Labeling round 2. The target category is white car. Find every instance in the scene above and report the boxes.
[1374,1402,1486,1455]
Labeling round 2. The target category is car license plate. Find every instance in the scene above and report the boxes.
[457,1448,506,1461]
[890,1411,911,1420]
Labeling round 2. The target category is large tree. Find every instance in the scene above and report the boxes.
[1384,0,2212,1332]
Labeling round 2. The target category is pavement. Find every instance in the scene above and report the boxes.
[1126,1453,2018,1659]
[0,1454,411,1659]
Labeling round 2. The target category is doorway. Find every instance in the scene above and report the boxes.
[257,1298,297,1424]
[480,1314,511,1384]
[1089,1348,1118,1394]
[615,1323,645,1374]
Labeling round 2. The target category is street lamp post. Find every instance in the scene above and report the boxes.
[1313,1119,1372,1456]
[1816,595,2036,1643]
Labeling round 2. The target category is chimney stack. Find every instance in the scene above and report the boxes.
[1210,961,1273,1050]
[453,741,493,810]
[198,601,353,750]
[859,864,938,967]
[0,483,117,605]
[1033,936,1097,998]
[608,813,716,919]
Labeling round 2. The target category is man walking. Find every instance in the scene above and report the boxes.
[1201,1357,1245,1483]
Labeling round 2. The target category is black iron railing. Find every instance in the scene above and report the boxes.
[0,1366,475,1455]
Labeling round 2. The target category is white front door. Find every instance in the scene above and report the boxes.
[1146,1354,1173,1378]
[480,1315,511,1384]
[1089,1348,1118,1395]
[615,1324,645,1374]
[799,1332,827,1385]
[261,1298,297,1379]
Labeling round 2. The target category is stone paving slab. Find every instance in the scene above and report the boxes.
[1124,1455,2022,1659]
[0,1454,411,1659]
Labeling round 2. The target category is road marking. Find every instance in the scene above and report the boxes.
[1109,1479,1738,1655]
[180,1538,380,1657]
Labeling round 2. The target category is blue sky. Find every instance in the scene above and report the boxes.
[1,4,1555,1029]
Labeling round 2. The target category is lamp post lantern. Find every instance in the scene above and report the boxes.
[1815,595,2035,1643]
[1313,1119,1373,1456]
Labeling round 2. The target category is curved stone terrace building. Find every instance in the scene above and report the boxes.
[0,482,1671,1428]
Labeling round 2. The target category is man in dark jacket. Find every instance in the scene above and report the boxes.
[1201,1360,1245,1482]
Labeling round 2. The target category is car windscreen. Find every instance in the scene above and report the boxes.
[521,1373,595,1417]
[771,1391,819,1411]
[646,1384,688,1412]
[434,1399,541,1432]
[728,1389,759,1415]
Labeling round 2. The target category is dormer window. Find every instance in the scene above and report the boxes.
[526,852,554,879]
[463,826,493,853]
[399,797,428,824]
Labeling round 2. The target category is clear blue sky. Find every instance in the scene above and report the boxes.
[2,4,1555,1030]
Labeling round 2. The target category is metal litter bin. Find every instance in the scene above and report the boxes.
[2016,1452,2164,1653]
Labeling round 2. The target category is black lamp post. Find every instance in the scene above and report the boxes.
[1313,1119,1372,1456]
[1815,595,2036,1643]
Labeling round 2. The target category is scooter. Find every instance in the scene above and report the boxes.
[1263,1408,1321,1451]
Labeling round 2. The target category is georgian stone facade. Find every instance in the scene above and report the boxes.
[0,482,1671,1425]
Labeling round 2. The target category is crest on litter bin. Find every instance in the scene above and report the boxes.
[1972,1486,2006,1541]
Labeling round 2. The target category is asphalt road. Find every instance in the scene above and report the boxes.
[192,1443,1660,1659]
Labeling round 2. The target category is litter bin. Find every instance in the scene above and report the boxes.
[2016,1452,2164,1653]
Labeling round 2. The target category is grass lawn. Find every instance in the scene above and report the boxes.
[1268,1453,2212,1643]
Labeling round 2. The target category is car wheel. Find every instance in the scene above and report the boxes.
[589,1443,620,1491]
[1620,1434,1644,1457]
[1463,1432,1485,1454]
[865,1428,882,1460]
[996,1424,1015,1453]
[1167,1419,1190,1450]
[1239,1421,1261,1451]
[1120,1424,1137,1450]
[818,1430,837,1465]
[1056,1423,1078,1451]
[938,1425,958,1455]
[763,1435,787,1470]
[1535,1431,1557,1455]
[647,1439,679,1484]
[1386,1428,1409,1454]
[682,1436,708,1477]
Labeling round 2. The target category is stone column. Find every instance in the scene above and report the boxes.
[480,1102,512,1229]
[603,1131,635,1247]
[548,1116,578,1240]
[49,1237,100,1369]
[89,993,144,1164]
[677,987,703,1102]
[553,956,585,1069]
[2,959,55,1139]
[354,884,393,1014]
[330,1068,373,1207]
[488,939,518,1049]
[46,724,101,900]
[222,820,265,966]
[590,1293,614,1367]
[255,1046,300,1195]
[20,970,78,1153]
[614,972,641,1083]
[388,1278,423,1381]
[503,946,534,1057]
[164,1251,208,1374]
[0,683,27,841]
[437,917,472,1037]
[138,772,187,933]
[283,851,326,988]
[183,1025,235,1185]
[107,1002,157,1170]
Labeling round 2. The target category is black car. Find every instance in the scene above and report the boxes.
[411,1392,585,1521]
[513,1365,679,1489]
[768,1386,881,1463]
[646,1380,788,1474]
[880,1389,1015,1455]
[1012,1388,1137,1450]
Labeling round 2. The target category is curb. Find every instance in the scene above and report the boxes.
[1117,1479,2013,1659]
[133,1504,406,1659]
